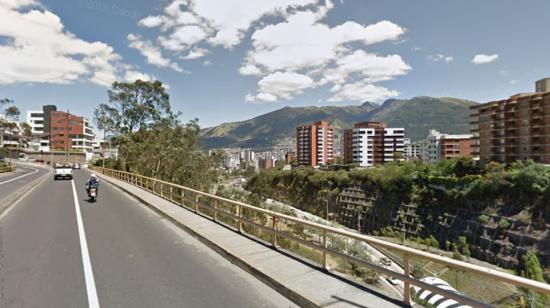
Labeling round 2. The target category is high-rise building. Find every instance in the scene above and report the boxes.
[404,138,421,161]
[471,79,550,164]
[535,78,550,93]
[26,105,94,152]
[417,130,473,163]
[343,122,405,167]
[296,120,334,167]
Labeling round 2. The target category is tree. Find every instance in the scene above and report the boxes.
[520,251,548,307]
[104,80,172,134]
[94,80,218,191]
[1,99,21,148]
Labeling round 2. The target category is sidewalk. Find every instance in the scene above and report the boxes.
[97,172,406,308]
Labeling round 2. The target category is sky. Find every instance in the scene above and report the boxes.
[2,0,550,129]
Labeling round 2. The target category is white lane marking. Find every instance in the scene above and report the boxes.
[0,167,39,185]
[71,180,101,308]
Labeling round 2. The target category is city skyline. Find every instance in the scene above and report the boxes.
[2,0,550,129]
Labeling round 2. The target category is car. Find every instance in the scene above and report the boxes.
[54,163,73,180]
[73,163,81,169]
[35,159,45,163]
[386,276,400,286]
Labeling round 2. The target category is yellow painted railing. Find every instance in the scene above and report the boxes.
[92,166,550,308]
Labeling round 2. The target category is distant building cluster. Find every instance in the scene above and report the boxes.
[217,146,292,172]
[0,105,117,160]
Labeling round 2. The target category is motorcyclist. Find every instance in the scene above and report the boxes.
[86,174,100,196]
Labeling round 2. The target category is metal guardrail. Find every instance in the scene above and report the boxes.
[92,166,550,307]
[0,164,15,173]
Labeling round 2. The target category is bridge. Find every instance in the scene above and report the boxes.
[1,162,549,307]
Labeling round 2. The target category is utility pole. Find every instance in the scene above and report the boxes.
[66,109,70,162]
[102,112,106,169]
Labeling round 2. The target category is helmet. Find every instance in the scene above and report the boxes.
[91,174,97,178]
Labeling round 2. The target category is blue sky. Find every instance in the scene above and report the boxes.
[2,0,550,129]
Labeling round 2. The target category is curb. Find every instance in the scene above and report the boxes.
[95,171,319,308]
[0,168,52,218]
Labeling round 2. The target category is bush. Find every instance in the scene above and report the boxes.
[498,218,511,230]
[478,214,490,224]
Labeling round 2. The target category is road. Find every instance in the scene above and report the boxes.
[0,163,47,205]
[0,168,295,308]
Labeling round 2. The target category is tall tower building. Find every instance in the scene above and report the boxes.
[296,120,334,167]
[343,122,405,167]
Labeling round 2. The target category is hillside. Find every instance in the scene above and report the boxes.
[201,97,477,149]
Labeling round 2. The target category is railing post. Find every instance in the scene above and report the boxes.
[271,216,277,247]
[237,205,243,233]
[152,181,155,194]
[160,183,164,198]
[403,253,411,306]
[194,195,199,213]
[322,229,328,271]
[169,186,173,202]
[184,188,189,207]
[213,200,218,222]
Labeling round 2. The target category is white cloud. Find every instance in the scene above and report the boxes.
[427,54,453,63]
[242,8,407,103]
[127,33,183,72]
[124,70,154,82]
[322,50,410,85]
[472,53,499,65]
[135,0,409,103]
[139,15,165,28]
[328,81,398,103]
[137,0,318,51]
[203,60,211,66]
[244,12,405,72]
[180,47,208,59]
[0,0,142,87]
[245,72,314,102]
[239,64,262,76]
[159,25,208,51]
[510,80,518,85]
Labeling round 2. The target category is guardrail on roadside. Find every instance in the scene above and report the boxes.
[0,164,15,173]
[91,166,550,308]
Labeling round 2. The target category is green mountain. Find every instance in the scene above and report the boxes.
[201,96,477,149]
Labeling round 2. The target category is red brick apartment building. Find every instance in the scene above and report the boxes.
[471,78,550,164]
[440,136,474,160]
[296,120,334,167]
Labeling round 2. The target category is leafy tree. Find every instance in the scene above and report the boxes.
[94,80,218,191]
[1,99,21,148]
[104,80,173,134]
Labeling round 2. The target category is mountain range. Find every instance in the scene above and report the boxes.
[201,96,477,149]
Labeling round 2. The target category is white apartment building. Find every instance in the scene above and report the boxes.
[404,138,421,160]
[26,110,49,151]
[344,122,405,167]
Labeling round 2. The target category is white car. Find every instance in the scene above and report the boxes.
[54,163,73,180]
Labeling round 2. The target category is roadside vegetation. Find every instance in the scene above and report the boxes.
[93,80,221,191]
[244,157,550,306]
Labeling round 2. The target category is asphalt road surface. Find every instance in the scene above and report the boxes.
[0,168,295,308]
[0,164,48,205]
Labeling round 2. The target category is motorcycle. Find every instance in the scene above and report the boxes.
[88,186,98,202]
